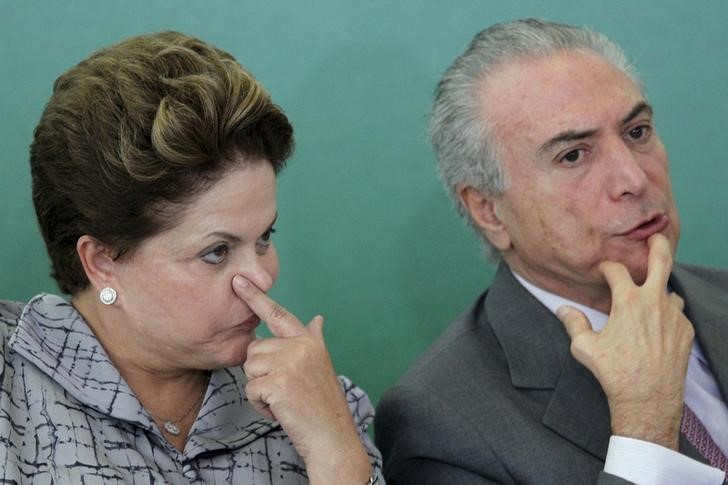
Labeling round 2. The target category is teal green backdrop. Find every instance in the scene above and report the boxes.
[2,1,727,406]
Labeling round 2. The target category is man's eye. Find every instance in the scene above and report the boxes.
[628,125,650,141]
[561,149,583,164]
[201,244,229,264]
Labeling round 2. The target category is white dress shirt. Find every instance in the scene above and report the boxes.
[513,271,726,485]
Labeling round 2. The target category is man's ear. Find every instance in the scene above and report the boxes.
[457,184,512,251]
[76,235,117,291]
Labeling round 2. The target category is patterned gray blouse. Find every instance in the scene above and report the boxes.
[0,294,383,484]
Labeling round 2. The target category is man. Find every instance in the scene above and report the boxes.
[376,19,728,484]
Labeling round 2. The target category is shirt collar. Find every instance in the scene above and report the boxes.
[510,270,710,367]
[511,271,609,331]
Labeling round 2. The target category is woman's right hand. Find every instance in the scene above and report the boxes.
[232,275,372,485]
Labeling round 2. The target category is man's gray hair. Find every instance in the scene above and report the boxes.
[428,19,639,255]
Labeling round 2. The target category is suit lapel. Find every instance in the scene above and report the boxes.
[486,263,611,461]
[487,262,727,465]
[541,357,611,460]
[671,264,728,465]
[671,265,728,403]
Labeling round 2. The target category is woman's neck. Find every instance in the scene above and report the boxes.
[72,289,210,451]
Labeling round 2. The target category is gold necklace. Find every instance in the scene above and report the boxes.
[149,373,210,436]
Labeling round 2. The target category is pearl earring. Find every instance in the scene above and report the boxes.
[99,287,117,305]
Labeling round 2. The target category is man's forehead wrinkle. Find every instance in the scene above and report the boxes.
[477,49,647,172]
[537,100,651,154]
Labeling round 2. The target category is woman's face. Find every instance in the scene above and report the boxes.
[111,160,279,371]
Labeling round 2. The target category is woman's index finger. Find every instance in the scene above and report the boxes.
[232,275,305,338]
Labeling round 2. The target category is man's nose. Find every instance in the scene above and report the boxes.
[606,139,649,200]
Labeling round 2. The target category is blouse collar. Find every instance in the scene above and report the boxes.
[9,293,280,458]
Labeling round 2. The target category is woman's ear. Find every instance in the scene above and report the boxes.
[76,235,117,291]
[457,184,512,252]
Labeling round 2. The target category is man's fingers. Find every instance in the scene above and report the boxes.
[595,234,672,295]
[598,261,633,296]
[233,275,305,338]
[556,305,599,366]
[556,306,592,340]
[668,292,685,312]
[645,233,673,289]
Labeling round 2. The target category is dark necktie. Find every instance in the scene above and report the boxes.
[681,404,728,472]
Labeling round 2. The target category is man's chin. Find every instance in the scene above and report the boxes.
[620,232,678,285]
[621,250,651,285]
[605,251,650,286]
[628,266,649,286]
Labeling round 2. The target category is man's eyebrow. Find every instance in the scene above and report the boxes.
[539,128,598,154]
[621,101,653,125]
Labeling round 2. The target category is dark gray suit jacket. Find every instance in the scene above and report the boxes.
[376,262,728,484]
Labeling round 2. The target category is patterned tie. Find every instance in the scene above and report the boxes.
[681,404,728,472]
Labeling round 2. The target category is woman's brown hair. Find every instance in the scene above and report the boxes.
[30,31,293,294]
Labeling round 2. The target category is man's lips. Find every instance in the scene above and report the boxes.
[620,214,669,241]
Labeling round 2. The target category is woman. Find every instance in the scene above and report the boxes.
[0,31,382,484]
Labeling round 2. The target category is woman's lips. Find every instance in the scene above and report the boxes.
[622,214,669,241]
[239,315,261,331]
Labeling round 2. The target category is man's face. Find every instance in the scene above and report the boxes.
[479,50,680,310]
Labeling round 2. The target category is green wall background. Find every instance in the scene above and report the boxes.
[2,1,727,406]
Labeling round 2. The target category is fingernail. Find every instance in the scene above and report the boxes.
[233,275,249,289]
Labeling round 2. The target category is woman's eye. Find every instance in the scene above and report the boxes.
[201,244,229,264]
[255,227,276,254]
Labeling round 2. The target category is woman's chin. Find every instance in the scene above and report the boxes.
[203,334,256,369]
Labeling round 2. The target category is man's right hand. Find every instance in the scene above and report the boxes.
[556,233,694,450]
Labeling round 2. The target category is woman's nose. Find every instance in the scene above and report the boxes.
[237,253,277,294]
